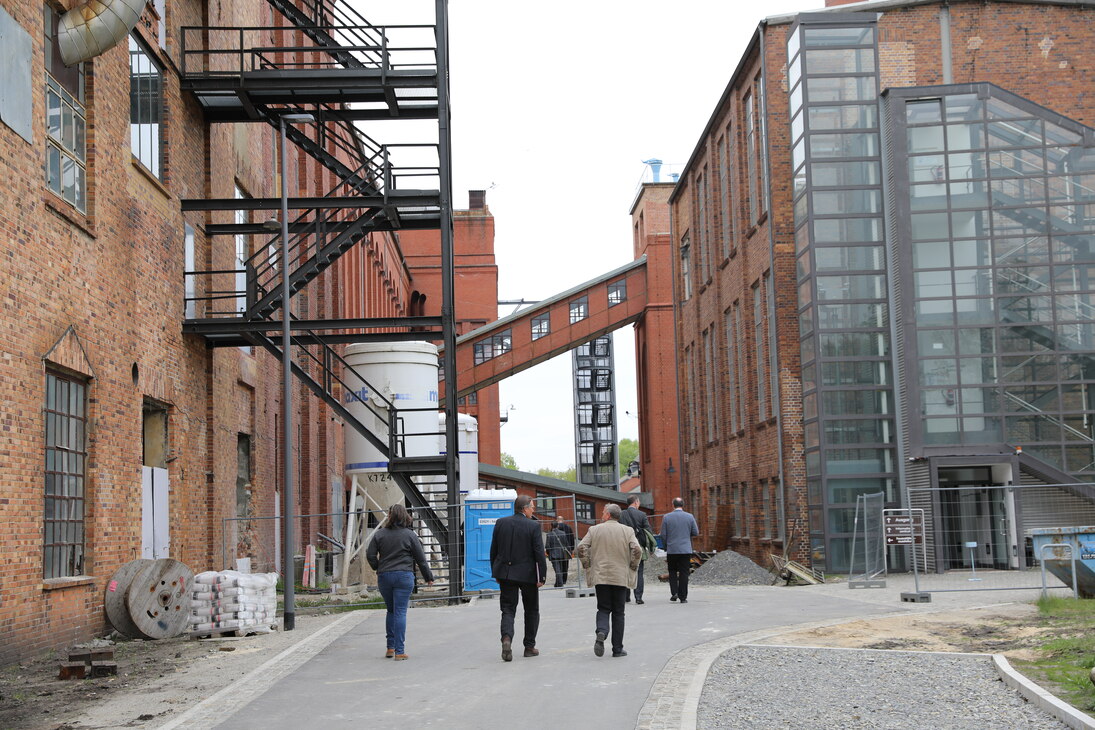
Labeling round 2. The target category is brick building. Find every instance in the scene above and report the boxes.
[670,0,1095,572]
[400,191,503,465]
[0,0,448,662]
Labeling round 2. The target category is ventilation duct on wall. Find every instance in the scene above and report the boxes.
[58,0,146,66]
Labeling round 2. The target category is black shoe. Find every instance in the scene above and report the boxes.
[612,650,628,658]
[680,598,688,604]
[501,636,512,662]
[625,597,631,602]
[594,632,606,657]
[670,595,678,602]
[523,647,539,657]
[635,599,645,605]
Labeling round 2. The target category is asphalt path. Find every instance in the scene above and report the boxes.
[203,584,903,730]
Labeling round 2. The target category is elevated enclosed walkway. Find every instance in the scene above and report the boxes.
[444,256,648,402]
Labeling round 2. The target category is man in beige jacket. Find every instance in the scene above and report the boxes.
[576,503,643,658]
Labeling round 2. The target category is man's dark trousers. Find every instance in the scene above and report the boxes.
[631,559,645,601]
[498,579,539,648]
[594,584,628,653]
[667,554,691,600]
[551,559,568,586]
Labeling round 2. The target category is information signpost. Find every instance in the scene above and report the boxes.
[883,508,930,602]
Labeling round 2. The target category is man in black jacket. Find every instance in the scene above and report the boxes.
[490,495,548,661]
[618,494,652,604]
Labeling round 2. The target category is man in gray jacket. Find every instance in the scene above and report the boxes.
[660,497,699,603]
[577,504,642,658]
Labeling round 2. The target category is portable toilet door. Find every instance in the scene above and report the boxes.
[464,489,517,591]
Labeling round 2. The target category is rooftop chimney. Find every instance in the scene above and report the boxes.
[469,190,486,209]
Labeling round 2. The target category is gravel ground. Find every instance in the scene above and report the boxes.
[690,550,778,586]
[699,645,1068,729]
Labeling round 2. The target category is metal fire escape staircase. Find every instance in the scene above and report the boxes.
[178,1,460,580]
[991,194,1095,474]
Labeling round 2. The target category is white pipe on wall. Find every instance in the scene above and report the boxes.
[58,0,147,66]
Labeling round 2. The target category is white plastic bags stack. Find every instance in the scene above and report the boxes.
[188,570,278,635]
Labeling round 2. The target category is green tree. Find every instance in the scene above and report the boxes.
[536,465,576,482]
[500,452,519,470]
[618,438,640,476]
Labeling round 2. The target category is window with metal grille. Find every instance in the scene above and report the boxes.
[596,443,615,465]
[594,370,611,389]
[531,312,550,340]
[576,499,595,521]
[536,492,556,515]
[44,370,88,579]
[130,35,163,178]
[569,296,588,324]
[44,4,86,212]
[608,279,627,306]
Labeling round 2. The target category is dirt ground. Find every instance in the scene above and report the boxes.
[753,603,1050,661]
[0,611,351,730]
[0,602,1053,730]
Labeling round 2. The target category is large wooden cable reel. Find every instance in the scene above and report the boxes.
[104,558,193,639]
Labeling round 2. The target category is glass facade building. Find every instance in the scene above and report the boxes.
[788,13,1095,571]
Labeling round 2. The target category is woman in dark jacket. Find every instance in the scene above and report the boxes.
[366,503,435,660]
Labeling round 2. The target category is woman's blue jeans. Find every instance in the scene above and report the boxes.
[377,571,415,654]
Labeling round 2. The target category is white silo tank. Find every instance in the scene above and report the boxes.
[343,342,440,508]
[436,412,479,498]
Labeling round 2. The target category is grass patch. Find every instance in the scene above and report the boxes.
[1012,596,1095,713]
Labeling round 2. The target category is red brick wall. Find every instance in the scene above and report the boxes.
[631,185,683,517]
[670,26,806,563]
[0,0,396,663]
[399,194,502,464]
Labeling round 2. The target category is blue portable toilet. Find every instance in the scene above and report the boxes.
[464,488,517,591]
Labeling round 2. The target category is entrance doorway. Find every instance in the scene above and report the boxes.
[936,467,1011,570]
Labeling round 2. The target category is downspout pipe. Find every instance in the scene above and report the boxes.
[59,0,146,66]
[758,22,790,551]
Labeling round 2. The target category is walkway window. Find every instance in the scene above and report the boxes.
[608,280,627,306]
[473,329,512,364]
[44,5,87,212]
[531,312,550,340]
[130,35,163,178]
[569,296,588,324]
[44,370,88,579]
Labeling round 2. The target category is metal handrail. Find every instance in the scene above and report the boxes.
[180,24,436,78]
[1002,391,1095,443]
[1038,542,1079,599]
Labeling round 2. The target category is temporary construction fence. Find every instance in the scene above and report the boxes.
[883,483,1086,597]
[220,493,582,602]
[848,492,887,588]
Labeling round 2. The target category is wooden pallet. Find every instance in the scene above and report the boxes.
[188,624,277,640]
[770,553,826,585]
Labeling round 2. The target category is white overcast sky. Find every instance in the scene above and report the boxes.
[363,0,823,472]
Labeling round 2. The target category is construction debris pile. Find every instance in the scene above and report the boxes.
[688,550,778,586]
[189,570,279,637]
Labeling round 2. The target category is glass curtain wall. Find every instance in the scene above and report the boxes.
[788,16,896,571]
[893,86,1095,480]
